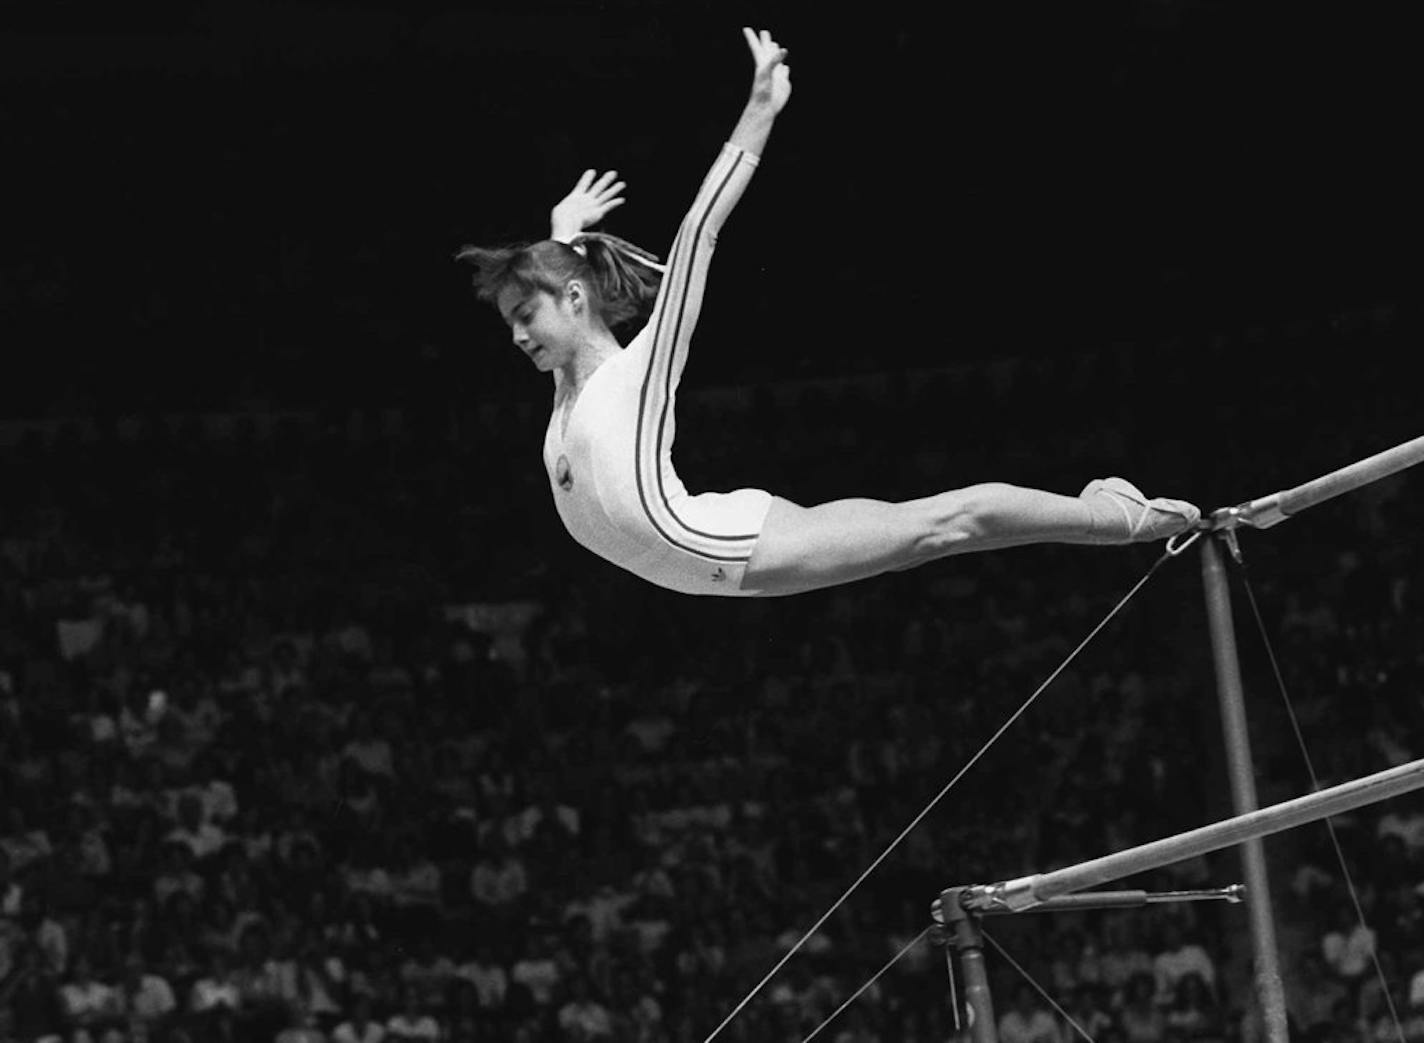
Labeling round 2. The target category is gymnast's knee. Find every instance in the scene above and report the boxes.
[910,483,1006,558]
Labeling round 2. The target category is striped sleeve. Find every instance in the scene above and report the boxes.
[625,142,763,564]
[633,141,759,392]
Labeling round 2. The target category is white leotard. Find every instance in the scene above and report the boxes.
[542,142,773,596]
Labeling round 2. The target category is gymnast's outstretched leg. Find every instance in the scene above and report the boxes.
[743,478,1199,596]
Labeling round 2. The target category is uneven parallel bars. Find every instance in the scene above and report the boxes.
[1213,433,1424,529]
[959,757,1424,912]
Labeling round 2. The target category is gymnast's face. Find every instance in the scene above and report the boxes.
[497,283,583,374]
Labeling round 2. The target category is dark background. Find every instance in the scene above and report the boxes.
[1,0,1413,421]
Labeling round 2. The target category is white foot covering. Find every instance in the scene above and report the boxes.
[1080,477,1201,544]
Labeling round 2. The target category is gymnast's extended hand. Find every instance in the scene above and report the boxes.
[550,169,627,244]
[727,27,792,159]
[742,26,792,114]
[546,27,789,242]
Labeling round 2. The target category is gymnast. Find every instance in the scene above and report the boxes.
[458,27,1200,597]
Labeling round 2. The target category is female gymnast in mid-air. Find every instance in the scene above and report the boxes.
[458,27,1200,598]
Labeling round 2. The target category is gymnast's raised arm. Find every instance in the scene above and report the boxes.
[543,28,787,246]
[457,28,788,359]
[729,27,793,157]
[608,27,793,383]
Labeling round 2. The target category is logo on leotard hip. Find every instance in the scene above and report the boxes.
[555,455,573,491]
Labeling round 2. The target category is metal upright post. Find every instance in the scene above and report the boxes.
[940,889,998,1043]
[1200,535,1290,1043]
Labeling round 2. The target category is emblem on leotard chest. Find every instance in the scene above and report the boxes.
[555,455,573,491]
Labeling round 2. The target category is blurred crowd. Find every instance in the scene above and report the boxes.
[2,329,1422,1042]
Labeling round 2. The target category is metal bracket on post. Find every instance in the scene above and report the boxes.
[1206,506,1246,563]
[1210,497,1287,533]
[935,888,999,1043]
[1222,526,1243,564]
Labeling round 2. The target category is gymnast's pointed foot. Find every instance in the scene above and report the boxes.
[1080,477,1201,544]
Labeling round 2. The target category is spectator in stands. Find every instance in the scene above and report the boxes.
[512,783,581,851]
[334,762,384,830]
[331,994,386,1043]
[1099,919,1154,1004]
[348,945,401,1014]
[57,954,124,1042]
[328,892,383,954]
[1407,945,1424,1013]
[0,849,20,920]
[118,683,162,760]
[293,929,346,1029]
[565,881,633,948]
[68,803,113,883]
[3,945,64,1042]
[1321,900,1378,984]
[1162,972,1223,1043]
[1151,921,1216,1006]
[557,974,614,1039]
[168,684,225,756]
[0,920,21,986]
[1286,951,1349,1038]
[1118,972,1167,1043]
[469,830,527,917]
[116,953,178,1037]
[1322,995,1366,1043]
[1355,971,1398,1043]
[386,834,443,921]
[385,983,440,1042]
[23,893,68,977]
[398,936,455,1015]
[0,807,51,874]
[510,932,561,1010]
[189,949,242,1018]
[997,983,1062,1043]
[233,922,298,1038]
[153,842,206,908]
[1062,983,1115,1042]
[268,641,309,699]
[275,1008,328,1043]
[165,791,229,863]
[445,979,485,1041]
[342,712,395,779]
[343,838,396,908]
[1049,929,1088,996]
[454,937,507,1014]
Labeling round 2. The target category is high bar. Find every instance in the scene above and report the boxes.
[960,756,1424,913]
[1210,433,1424,530]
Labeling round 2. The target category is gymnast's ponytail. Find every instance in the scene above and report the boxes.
[565,232,665,329]
[457,232,665,332]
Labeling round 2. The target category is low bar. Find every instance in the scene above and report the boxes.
[1211,433,1424,529]
[962,757,1424,912]
[1004,886,1245,913]
[940,886,1244,918]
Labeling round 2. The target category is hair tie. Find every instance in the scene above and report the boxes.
[567,235,589,258]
